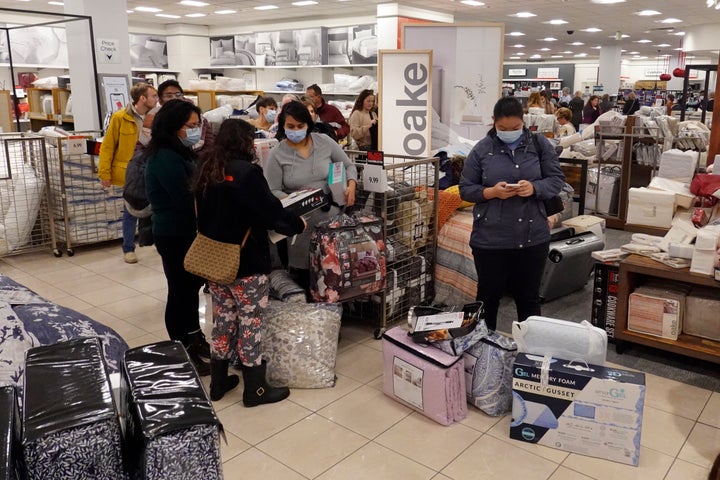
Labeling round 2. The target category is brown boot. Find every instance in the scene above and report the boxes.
[241,361,289,407]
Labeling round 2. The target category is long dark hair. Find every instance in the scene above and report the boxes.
[145,99,202,161]
[276,100,315,141]
[351,89,375,115]
[192,118,256,194]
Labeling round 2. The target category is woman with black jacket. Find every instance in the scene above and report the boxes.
[192,118,306,404]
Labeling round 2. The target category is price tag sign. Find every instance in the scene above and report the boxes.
[362,150,388,193]
[67,136,87,156]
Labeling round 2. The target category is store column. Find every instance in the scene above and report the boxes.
[376,3,453,50]
[64,0,131,131]
[597,45,622,96]
[708,57,719,167]
[164,24,210,85]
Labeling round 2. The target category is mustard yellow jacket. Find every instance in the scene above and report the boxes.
[98,105,139,186]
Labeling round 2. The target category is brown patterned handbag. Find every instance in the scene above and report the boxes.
[184,229,250,284]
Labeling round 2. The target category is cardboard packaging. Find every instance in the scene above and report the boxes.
[626,188,675,229]
[591,262,619,341]
[562,215,606,242]
[628,285,687,340]
[328,161,347,206]
[657,148,699,183]
[510,353,645,466]
[684,286,720,341]
[268,188,329,243]
[690,227,720,276]
[648,176,693,209]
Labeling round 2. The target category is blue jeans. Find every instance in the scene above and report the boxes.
[122,207,138,253]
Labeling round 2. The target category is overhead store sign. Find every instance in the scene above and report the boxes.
[537,67,560,79]
[378,49,432,157]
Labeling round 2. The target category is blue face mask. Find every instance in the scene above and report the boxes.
[285,128,307,144]
[496,129,523,144]
[181,127,202,147]
[265,110,277,123]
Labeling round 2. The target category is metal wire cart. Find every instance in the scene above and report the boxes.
[45,134,124,256]
[0,133,57,257]
[345,152,439,338]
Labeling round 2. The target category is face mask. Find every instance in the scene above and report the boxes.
[285,128,307,144]
[181,127,202,147]
[265,110,277,123]
[496,129,523,144]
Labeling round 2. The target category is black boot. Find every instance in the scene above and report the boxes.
[187,330,211,359]
[210,359,240,401]
[188,349,211,376]
[241,361,290,408]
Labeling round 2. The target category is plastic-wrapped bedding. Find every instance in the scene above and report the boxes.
[262,301,341,388]
[21,338,124,480]
[0,385,19,480]
[268,269,306,303]
[122,341,223,480]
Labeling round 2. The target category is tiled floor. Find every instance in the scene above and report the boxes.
[2,242,719,480]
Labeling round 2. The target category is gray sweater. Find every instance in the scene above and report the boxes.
[264,132,358,268]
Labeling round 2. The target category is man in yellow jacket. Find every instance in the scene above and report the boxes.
[98,83,158,263]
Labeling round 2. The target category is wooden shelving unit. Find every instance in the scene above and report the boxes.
[615,254,720,364]
[0,90,13,133]
[26,87,73,131]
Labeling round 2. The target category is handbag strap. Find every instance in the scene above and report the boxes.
[241,228,251,249]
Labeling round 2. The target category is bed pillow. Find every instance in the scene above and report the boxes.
[445,185,474,209]
[355,29,373,39]
[328,40,346,55]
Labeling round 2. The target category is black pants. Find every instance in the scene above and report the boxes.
[472,242,549,331]
[154,234,205,346]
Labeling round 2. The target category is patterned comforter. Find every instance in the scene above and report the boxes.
[434,209,477,307]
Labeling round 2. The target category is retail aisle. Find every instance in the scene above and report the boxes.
[1,242,718,480]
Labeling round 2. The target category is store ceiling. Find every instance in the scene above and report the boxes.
[2,0,720,62]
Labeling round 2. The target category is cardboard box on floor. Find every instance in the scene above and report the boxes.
[510,353,645,466]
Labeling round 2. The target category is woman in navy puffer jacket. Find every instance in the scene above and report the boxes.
[459,97,565,330]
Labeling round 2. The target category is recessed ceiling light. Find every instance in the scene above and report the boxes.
[293,0,318,4]
[673,47,683,51]
[185,13,207,17]
[254,4,278,9]
[460,0,485,5]
[672,31,686,36]
[654,43,671,47]
[179,0,208,6]
[551,55,564,58]
[661,18,682,23]
[530,54,542,58]
[636,10,661,16]
[636,39,652,43]
[127,10,134,13]
[575,53,588,57]
[512,12,536,18]
[610,33,630,39]
[512,44,525,48]
[135,6,162,12]
[569,42,585,46]
[591,0,626,3]
[628,51,639,54]
[541,37,558,41]
[156,13,181,18]
[516,52,525,56]
[507,31,525,36]
[539,48,551,51]
[48,1,63,4]
[686,55,696,59]
[215,9,236,14]
[547,19,568,25]
[582,28,603,33]
[562,50,574,54]
[509,56,521,60]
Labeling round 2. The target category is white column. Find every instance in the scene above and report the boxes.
[376,3,453,50]
[597,45,622,96]
[64,0,131,130]
[165,24,210,85]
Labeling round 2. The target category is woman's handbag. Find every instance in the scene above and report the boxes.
[184,229,250,284]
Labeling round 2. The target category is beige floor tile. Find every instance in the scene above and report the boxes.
[101,296,165,323]
[442,435,559,480]
[361,336,384,351]
[548,466,594,480]
[119,271,169,293]
[12,276,67,300]
[103,264,164,285]
[125,332,166,349]
[335,344,384,384]
[222,448,307,480]
[316,441,435,480]
[75,283,141,307]
[678,422,720,469]
[199,374,244,413]
[641,406,695,457]
[318,385,412,439]
[123,307,168,332]
[53,295,95,313]
[65,246,123,266]
[95,316,149,341]
[430,475,453,480]
[43,269,106,294]
[83,257,132,275]
[460,407,506,434]
[217,400,311,445]
[256,413,368,478]
[289,373,363,412]
[366,374,384,391]
[375,412,482,471]
[3,254,73,275]
[219,430,252,464]
[644,373,712,420]
[146,288,169,302]
[664,458,712,480]
[699,392,720,428]
[0,261,30,278]
[486,415,570,464]
[562,446,674,480]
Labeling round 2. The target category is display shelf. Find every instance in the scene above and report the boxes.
[183,89,264,112]
[131,68,179,73]
[194,64,376,70]
[615,254,720,364]
[0,90,12,133]
[26,87,73,131]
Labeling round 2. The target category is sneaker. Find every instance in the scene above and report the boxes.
[124,252,138,264]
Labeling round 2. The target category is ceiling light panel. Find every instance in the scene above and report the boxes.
[214,9,236,14]
[460,0,485,5]
[292,0,318,5]
[179,0,209,6]
[254,4,279,9]
[134,6,162,12]
[661,18,682,23]
[547,19,568,25]
[512,12,536,18]
[185,13,207,17]
[636,10,661,16]
[156,13,181,18]
[507,32,525,36]
[582,28,602,33]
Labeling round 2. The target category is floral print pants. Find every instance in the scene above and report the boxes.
[208,274,268,367]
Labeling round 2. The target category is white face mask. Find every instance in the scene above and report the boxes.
[496,129,523,144]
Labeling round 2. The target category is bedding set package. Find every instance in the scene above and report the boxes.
[122,341,223,480]
[20,338,124,479]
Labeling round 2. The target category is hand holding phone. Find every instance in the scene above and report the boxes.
[505,183,521,188]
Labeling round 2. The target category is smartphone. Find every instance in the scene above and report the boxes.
[505,183,521,188]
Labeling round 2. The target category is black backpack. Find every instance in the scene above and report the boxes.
[122,149,152,218]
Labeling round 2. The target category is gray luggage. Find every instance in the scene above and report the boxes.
[539,231,605,302]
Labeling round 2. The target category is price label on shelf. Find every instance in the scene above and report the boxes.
[67,136,87,156]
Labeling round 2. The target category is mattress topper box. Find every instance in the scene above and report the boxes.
[657,148,699,183]
[684,286,720,341]
[626,188,675,229]
[510,353,645,466]
[628,285,687,340]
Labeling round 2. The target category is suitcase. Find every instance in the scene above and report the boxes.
[0,386,19,480]
[382,327,467,426]
[539,231,605,302]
